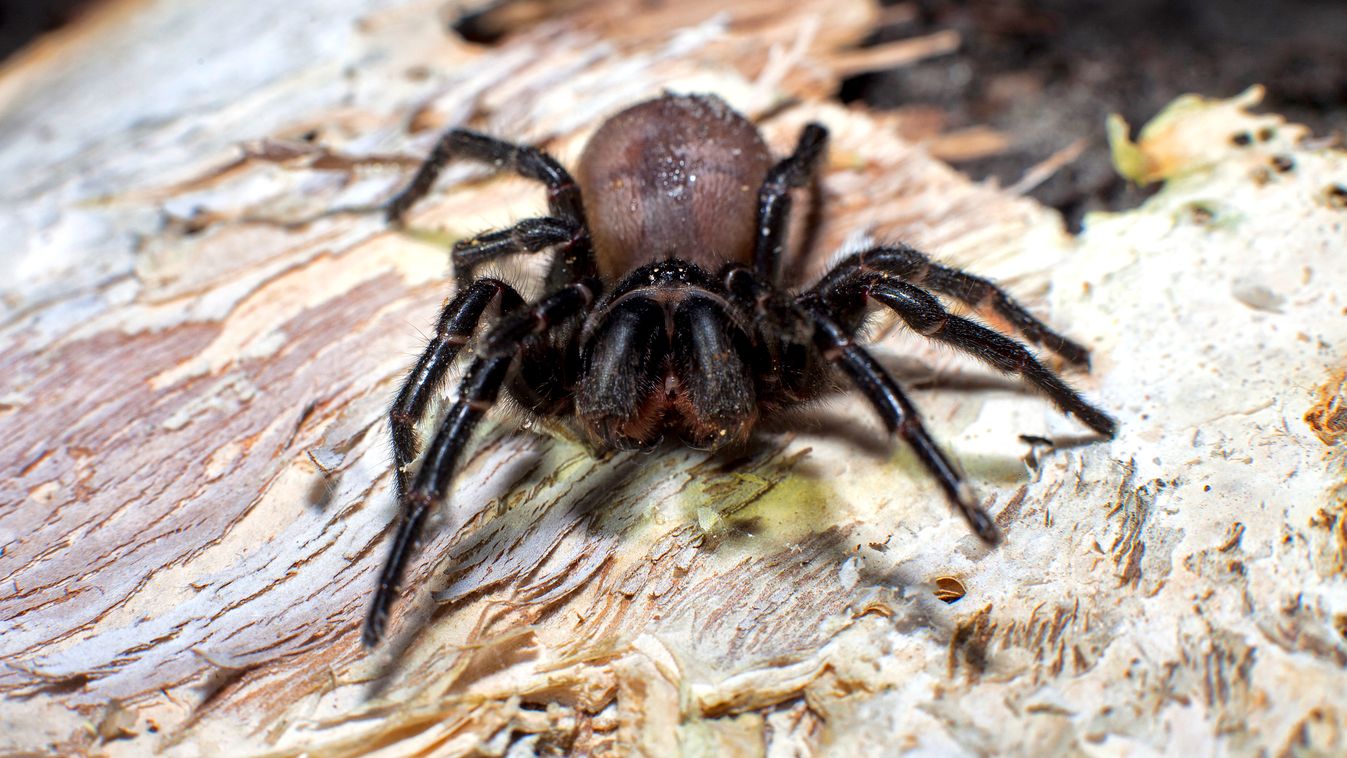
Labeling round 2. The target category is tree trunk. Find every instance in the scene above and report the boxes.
[2,0,1344,755]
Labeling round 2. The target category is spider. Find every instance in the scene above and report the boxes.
[363,93,1116,647]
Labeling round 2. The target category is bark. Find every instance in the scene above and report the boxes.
[1,1,1345,756]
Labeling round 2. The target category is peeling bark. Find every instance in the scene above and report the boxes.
[2,1,1346,756]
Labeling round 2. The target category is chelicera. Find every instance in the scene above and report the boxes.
[364,94,1115,646]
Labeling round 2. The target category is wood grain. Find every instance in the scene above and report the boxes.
[2,1,1345,756]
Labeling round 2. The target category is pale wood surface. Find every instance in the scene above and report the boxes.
[1,1,1345,756]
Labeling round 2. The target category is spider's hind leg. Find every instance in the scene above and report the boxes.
[450,216,580,282]
[815,245,1094,367]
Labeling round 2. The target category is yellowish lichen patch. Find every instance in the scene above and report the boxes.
[1106,85,1306,185]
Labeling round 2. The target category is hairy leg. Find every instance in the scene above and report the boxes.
[814,244,1092,366]
[389,278,523,504]
[723,264,817,402]
[365,278,600,646]
[801,297,1001,544]
[385,129,586,227]
[868,280,1116,437]
[754,123,829,280]
[450,216,580,281]
[365,355,511,647]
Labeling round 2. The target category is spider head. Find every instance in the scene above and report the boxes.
[576,261,758,452]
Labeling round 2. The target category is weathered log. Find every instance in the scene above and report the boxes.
[1,0,1345,755]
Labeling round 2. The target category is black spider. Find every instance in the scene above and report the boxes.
[364,93,1116,646]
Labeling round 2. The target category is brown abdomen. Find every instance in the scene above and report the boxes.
[576,94,773,281]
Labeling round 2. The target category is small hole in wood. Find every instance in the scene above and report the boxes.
[934,576,966,604]
[1324,184,1347,210]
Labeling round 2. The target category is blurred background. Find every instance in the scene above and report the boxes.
[838,0,1347,229]
[0,0,93,60]
[5,0,1344,231]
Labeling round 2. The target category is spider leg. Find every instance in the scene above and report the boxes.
[365,278,600,647]
[867,281,1116,437]
[801,297,1001,545]
[451,216,580,281]
[390,278,524,504]
[385,129,586,227]
[723,264,816,401]
[365,355,512,648]
[814,245,1093,367]
[754,123,829,280]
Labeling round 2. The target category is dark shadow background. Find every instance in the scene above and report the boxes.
[7,0,1345,232]
[0,0,97,61]
[841,0,1347,230]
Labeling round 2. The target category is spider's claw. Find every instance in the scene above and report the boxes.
[363,564,399,648]
[962,499,1003,546]
[1052,338,1092,369]
[383,194,411,227]
[363,500,431,648]
[1076,404,1118,439]
[948,481,1002,545]
[362,606,387,649]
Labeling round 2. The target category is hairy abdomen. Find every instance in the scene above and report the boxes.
[576,94,773,280]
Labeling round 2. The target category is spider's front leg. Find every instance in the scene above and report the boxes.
[862,280,1116,437]
[365,278,601,647]
[389,278,523,503]
[799,296,1001,544]
[814,269,1116,438]
[369,355,512,649]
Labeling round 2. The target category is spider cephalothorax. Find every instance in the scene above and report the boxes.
[364,93,1116,646]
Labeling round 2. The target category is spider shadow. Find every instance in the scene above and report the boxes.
[302,453,342,512]
[666,432,984,658]
[758,352,1047,456]
[873,351,1066,398]
[361,345,1063,690]
[621,434,977,659]
[359,431,854,687]
[362,431,658,692]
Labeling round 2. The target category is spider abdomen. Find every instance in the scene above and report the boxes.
[576,94,773,281]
